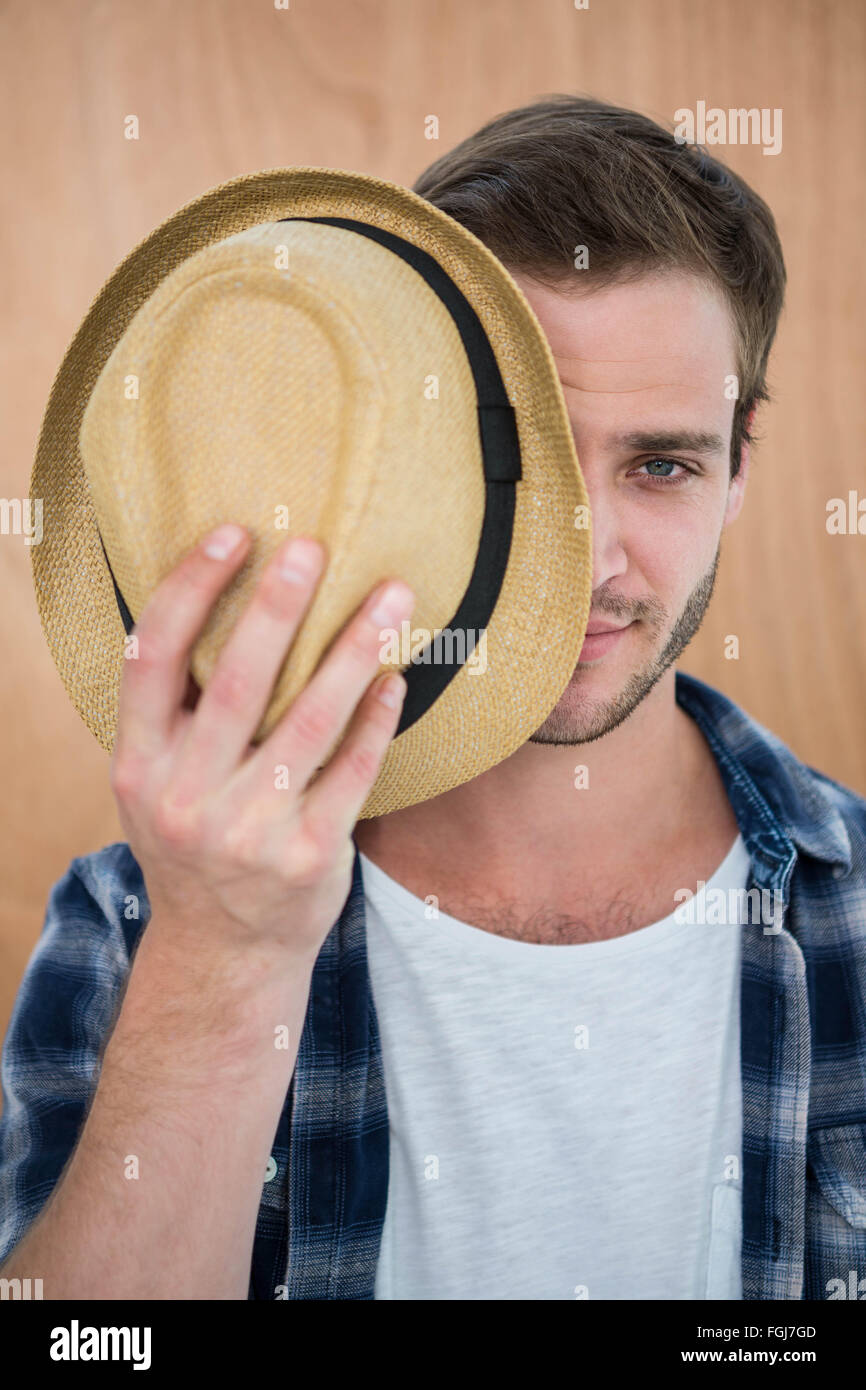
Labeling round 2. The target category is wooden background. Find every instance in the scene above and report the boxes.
[1,0,864,1048]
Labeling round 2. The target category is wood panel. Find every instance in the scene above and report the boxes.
[1,0,863,1046]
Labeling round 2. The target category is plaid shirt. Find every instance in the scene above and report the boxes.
[1,670,865,1300]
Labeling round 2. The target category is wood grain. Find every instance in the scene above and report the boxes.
[1,0,863,1046]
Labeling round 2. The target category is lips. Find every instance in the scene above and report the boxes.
[577,619,634,663]
[584,621,629,636]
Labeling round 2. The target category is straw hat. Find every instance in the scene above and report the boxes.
[30,166,592,819]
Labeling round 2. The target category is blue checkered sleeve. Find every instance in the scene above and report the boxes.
[0,844,148,1267]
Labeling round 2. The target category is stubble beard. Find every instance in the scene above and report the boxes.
[530,547,721,746]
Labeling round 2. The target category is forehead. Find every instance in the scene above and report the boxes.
[507,268,738,400]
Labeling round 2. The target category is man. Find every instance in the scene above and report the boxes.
[1,96,864,1301]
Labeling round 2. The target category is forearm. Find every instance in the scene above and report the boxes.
[0,924,314,1300]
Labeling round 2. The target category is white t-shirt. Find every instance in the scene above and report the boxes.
[361,832,752,1300]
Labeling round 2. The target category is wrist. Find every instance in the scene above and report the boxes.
[109,921,316,1088]
[136,911,320,994]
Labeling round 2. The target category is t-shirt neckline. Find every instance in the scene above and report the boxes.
[358,831,750,960]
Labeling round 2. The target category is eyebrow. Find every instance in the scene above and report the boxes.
[612,430,726,456]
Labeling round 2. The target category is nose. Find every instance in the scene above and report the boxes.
[580,458,628,595]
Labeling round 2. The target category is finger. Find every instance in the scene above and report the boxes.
[113,524,251,763]
[300,670,408,842]
[234,575,415,799]
[168,535,327,796]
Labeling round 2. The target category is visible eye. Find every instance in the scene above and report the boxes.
[633,457,695,486]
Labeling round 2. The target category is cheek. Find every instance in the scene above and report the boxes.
[623,495,721,596]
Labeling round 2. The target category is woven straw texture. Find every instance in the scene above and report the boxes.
[31,167,593,818]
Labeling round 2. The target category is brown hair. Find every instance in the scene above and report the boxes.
[412,95,787,479]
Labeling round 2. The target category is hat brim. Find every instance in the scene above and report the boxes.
[31,166,593,818]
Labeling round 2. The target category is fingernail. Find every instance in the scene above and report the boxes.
[370,582,414,627]
[277,536,322,583]
[377,674,407,708]
[204,524,246,559]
